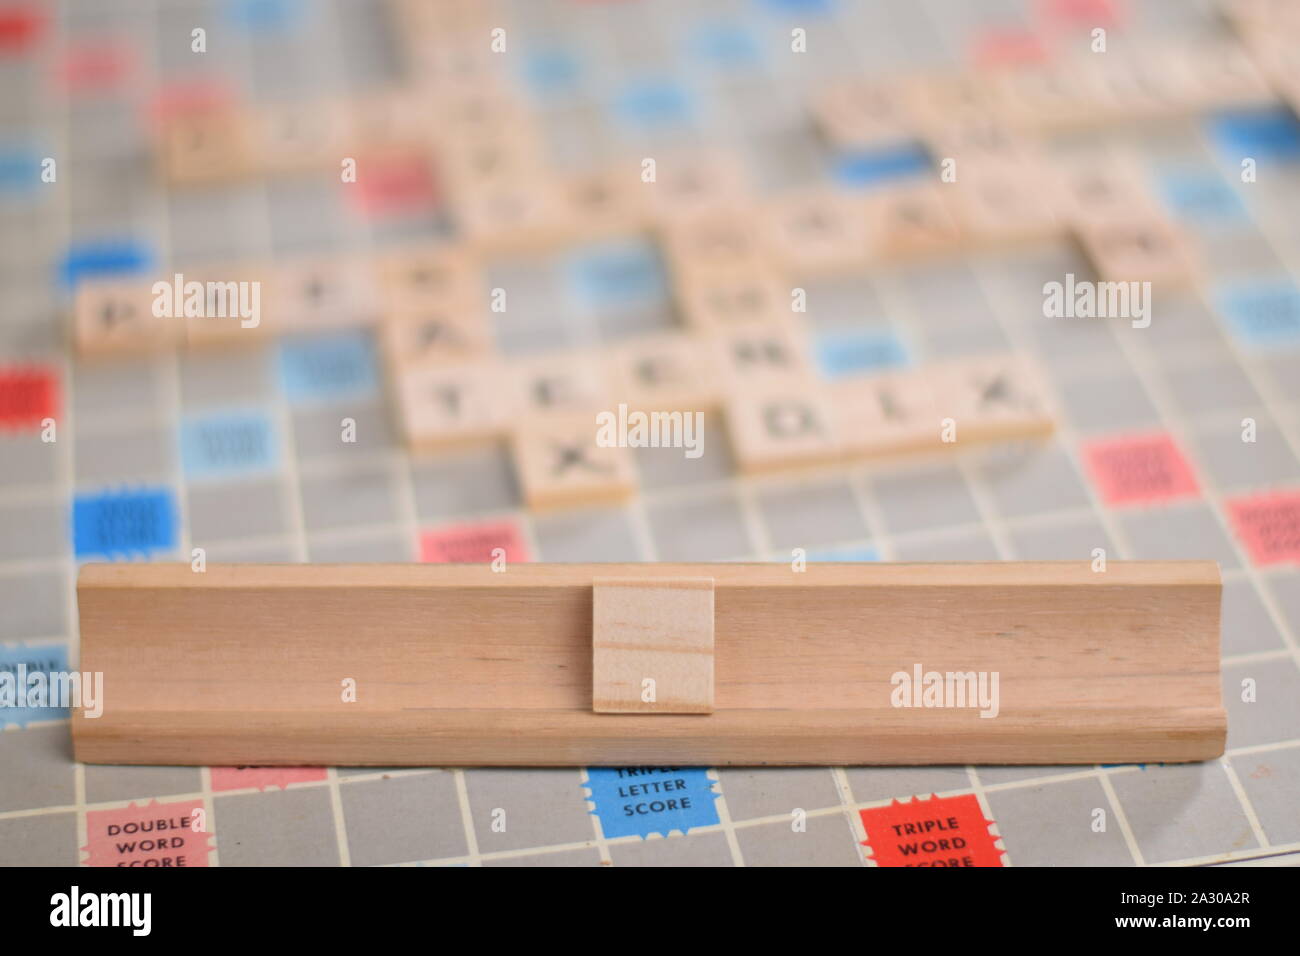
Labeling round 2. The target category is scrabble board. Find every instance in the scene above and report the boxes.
[2,0,1300,868]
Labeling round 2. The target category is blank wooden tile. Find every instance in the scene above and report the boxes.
[830,370,944,461]
[1075,216,1199,287]
[607,332,721,412]
[674,267,793,331]
[761,189,873,275]
[867,184,966,261]
[724,382,842,473]
[396,361,511,451]
[73,279,180,357]
[452,176,569,253]
[510,413,638,510]
[1086,54,1189,123]
[1052,155,1162,228]
[178,263,272,350]
[903,73,1007,134]
[996,61,1104,133]
[812,79,914,150]
[942,162,1065,245]
[661,207,768,278]
[1238,28,1300,113]
[347,90,429,149]
[429,91,537,146]
[1163,41,1273,111]
[921,118,1045,171]
[592,577,714,714]
[381,304,494,371]
[407,39,507,96]
[928,354,1056,446]
[642,150,751,221]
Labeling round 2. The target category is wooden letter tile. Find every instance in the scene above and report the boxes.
[830,370,944,461]
[607,332,721,413]
[867,184,966,261]
[661,208,768,278]
[74,279,180,357]
[381,304,494,371]
[712,320,814,392]
[928,354,1056,446]
[267,258,380,335]
[376,244,482,312]
[761,190,873,276]
[1075,216,1199,287]
[157,109,252,184]
[942,163,1065,246]
[724,382,842,473]
[395,361,510,451]
[812,79,913,150]
[508,352,611,418]
[511,412,638,510]
[592,577,714,714]
[674,268,792,331]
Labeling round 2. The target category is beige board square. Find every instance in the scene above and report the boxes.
[592,577,714,714]
[74,279,180,357]
[511,412,638,510]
